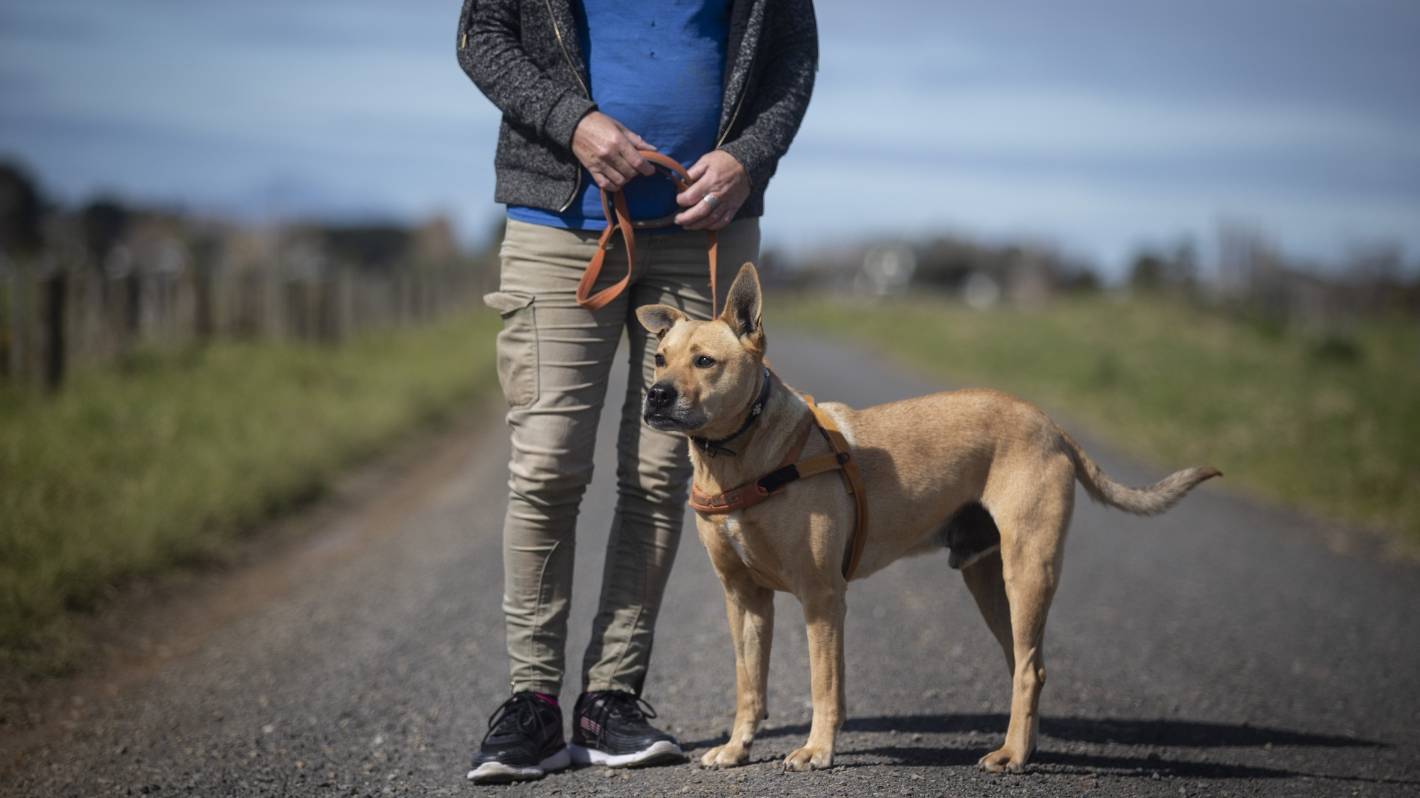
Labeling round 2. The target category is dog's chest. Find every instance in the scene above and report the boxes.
[713,512,787,589]
[720,513,752,562]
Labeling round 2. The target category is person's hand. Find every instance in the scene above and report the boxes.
[571,111,656,191]
[673,150,750,231]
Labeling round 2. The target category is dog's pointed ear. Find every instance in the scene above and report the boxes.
[719,262,765,351]
[636,303,687,338]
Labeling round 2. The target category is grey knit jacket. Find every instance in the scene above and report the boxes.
[456,0,817,220]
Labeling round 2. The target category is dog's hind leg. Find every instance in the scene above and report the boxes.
[978,463,1072,774]
[961,550,1014,676]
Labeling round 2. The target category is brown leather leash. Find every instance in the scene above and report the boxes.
[576,150,721,316]
[689,392,870,581]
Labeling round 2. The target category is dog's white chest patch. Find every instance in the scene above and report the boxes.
[721,513,751,563]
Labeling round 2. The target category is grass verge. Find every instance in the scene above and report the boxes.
[0,309,499,675]
[778,294,1420,545]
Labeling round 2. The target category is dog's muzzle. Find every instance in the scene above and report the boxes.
[647,382,676,411]
[644,382,685,430]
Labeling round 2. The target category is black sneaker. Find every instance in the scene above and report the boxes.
[568,690,685,768]
[467,692,571,784]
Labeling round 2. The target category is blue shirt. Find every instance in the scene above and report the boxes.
[507,0,728,230]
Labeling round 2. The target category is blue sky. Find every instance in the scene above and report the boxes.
[2,0,1417,275]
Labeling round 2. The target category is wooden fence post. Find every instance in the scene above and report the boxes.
[194,261,214,342]
[0,263,14,379]
[43,268,67,392]
[123,269,142,346]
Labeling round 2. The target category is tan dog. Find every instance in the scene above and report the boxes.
[636,264,1220,773]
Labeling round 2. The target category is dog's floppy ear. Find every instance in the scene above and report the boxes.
[636,303,687,338]
[719,262,764,352]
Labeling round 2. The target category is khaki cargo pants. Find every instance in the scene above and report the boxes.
[485,217,760,696]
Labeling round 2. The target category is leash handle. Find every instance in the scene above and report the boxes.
[576,150,720,317]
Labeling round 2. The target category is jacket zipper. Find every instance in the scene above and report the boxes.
[545,0,590,212]
[716,82,748,149]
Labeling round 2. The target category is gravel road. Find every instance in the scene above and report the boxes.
[3,328,1417,798]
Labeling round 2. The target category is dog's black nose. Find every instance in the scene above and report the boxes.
[646,383,676,410]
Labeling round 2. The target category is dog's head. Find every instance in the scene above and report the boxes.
[635,262,766,437]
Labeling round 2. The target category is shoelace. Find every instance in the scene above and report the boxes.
[481,693,549,746]
[586,690,659,725]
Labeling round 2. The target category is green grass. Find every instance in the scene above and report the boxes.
[0,310,499,674]
[778,294,1420,543]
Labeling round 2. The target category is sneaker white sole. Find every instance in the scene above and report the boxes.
[466,746,571,783]
[567,739,684,768]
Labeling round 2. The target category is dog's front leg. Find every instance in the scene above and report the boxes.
[703,582,774,768]
[784,588,845,771]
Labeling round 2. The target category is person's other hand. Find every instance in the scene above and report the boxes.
[571,111,656,191]
[674,150,750,231]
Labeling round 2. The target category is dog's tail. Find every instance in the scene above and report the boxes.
[1059,429,1220,516]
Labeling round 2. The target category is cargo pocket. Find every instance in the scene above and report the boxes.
[483,291,538,408]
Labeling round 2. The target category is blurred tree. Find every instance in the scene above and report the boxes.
[1130,239,1198,294]
[913,236,982,291]
[80,198,132,269]
[320,223,412,270]
[1345,243,1406,316]
[1057,265,1100,294]
[1130,251,1167,290]
[0,160,44,256]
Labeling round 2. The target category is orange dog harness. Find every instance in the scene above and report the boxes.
[690,392,869,581]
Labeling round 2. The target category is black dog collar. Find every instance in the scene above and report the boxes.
[691,368,772,458]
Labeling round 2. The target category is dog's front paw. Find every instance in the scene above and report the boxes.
[783,743,832,771]
[700,742,749,769]
[977,746,1028,774]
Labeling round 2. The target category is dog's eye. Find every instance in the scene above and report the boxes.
[694,355,716,368]
[654,353,666,368]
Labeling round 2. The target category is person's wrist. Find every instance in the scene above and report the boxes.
[572,109,599,142]
[714,147,750,186]
[550,95,598,152]
[717,148,744,168]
